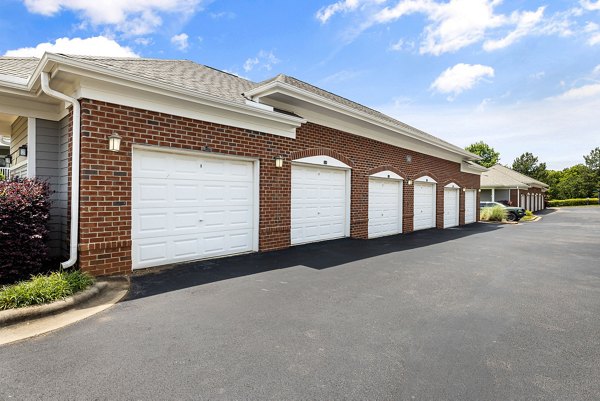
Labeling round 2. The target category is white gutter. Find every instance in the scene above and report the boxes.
[40,72,80,269]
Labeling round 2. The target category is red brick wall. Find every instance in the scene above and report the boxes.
[77,99,480,276]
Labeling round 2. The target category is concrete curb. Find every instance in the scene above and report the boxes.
[0,280,109,327]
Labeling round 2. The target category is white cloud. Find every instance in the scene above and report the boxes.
[134,37,153,46]
[593,64,600,75]
[589,32,600,45]
[483,7,545,51]
[170,33,189,50]
[3,36,138,57]
[22,0,202,35]
[430,63,494,98]
[318,0,592,54]
[243,50,280,72]
[316,0,361,23]
[378,91,600,170]
[580,0,600,11]
[549,83,600,100]
[389,38,415,51]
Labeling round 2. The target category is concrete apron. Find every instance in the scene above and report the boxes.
[0,277,129,346]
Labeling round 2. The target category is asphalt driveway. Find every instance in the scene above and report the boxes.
[1,207,599,400]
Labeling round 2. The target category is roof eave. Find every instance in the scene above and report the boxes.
[246,80,479,161]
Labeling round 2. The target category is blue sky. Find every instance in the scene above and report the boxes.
[1,0,599,170]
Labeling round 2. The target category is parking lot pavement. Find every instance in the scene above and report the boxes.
[1,207,599,400]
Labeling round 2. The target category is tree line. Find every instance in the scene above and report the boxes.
[465,142,600,200]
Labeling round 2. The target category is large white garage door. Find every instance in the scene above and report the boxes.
[291,164,347,245]
[413,182,436,231]
[368,177,402,238]
[132,149,256,269]
[443,188,459,228]
[464,189,476,224]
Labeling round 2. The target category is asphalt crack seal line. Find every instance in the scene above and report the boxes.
[0,277,129,346]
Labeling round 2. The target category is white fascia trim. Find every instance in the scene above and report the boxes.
[0,74,30,86]
[292,155,351,169]
[444,182,460,189]
[370,170,403,180]
[77,80,300,139]
[246,81,478,161]
[415,175,437,184]
[41,54,306,127]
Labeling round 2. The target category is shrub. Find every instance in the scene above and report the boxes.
[480,205,507,221]
[0,178,52,285]
[525,210,533,217]
[547,198,599,207]
[0,270,94,310]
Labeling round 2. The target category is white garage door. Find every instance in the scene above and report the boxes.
[413,182,436,231]
[464,189,476,224]
[368,177,402,238]
[132,149,256,269]
[443,188,459,228]
[291,164,348,245]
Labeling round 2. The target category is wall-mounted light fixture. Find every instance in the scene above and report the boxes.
[19,145,27,157]
[108,132,122,152]
[407,179,413,185]
[4,154,12,166]
[462,188,466,192]
[478,189,481,193]
[406,155,412,163]
[274,155,284,168]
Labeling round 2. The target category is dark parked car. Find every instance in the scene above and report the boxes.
[480,201,526,221]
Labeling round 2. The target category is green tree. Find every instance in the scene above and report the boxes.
[512,152,548,182]
[553,164,595,199]
[465,141,500,168]
[545,170,563,199]
[584,147,600,193]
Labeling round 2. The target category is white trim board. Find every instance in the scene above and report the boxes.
[370,170,403,180]
[292,155,352,169]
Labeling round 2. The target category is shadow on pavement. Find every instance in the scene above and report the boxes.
[127,223,502,301]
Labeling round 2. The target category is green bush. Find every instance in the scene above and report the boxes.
[547,198,599,207]
[0,270,94,310]
[480,205,507,221]
[525,210,534,217]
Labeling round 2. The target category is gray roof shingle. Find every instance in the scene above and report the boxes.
[0,57,39,80]
[0,55,477,159]
[252,74,473,156]
[60,55,256,105]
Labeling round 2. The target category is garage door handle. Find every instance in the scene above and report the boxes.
[198,219,204,222]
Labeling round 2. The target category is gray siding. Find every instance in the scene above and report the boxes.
[35,118,69,259]
[10,117,27,177]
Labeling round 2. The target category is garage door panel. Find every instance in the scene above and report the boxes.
[443,188,459,228]
[132,149,255,269]
[291,165,347,245]
[368,178,402,238]
[464,189,476,224]
[413,182,436,231]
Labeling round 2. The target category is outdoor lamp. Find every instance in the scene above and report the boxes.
[19,145,27,157]
[4,154,11,166]
[407,179,413,185]
[108,132,122,152]
[274,155,284,168]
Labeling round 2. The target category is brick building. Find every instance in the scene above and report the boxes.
[0,54,485,276]
[480,164,548,211]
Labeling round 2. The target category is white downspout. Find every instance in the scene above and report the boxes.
[40,72,80,269]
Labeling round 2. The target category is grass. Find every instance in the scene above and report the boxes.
[0,270,95,310]
[480,205,507,222]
